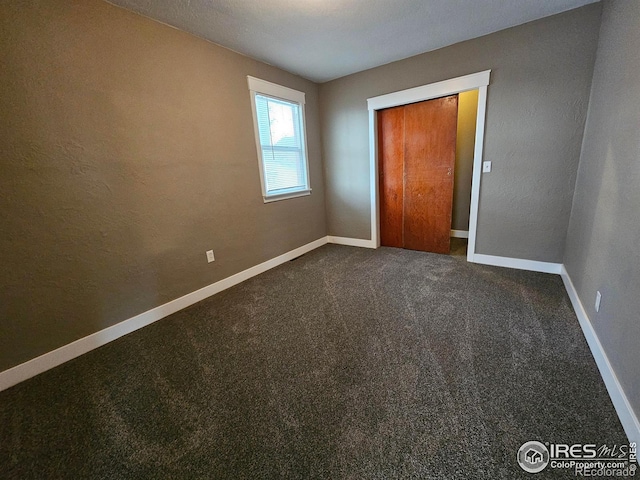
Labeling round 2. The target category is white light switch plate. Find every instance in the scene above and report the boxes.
[206,250,215,263]
[595,291,602,312]
[482,161,492,173]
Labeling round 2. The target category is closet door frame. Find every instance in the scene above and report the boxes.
[367,70,491,263]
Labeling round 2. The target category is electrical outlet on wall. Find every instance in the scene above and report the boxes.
[206,250,215,263]
[482,161,492,173]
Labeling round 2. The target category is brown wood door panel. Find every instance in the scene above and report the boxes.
[378,95,457,254]
[378,106,405,248]
[403,169,454,253]
[402,95,458,254]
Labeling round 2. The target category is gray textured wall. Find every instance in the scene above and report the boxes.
[0,0,326,371]
[564,0,640,424]
[452,90,478,232]
[320,5,601,262]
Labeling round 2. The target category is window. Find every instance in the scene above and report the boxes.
[248,76,311,202]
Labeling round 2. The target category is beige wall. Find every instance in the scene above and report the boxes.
[320,5,601,262]
[564,0,640,424]
[452,90,478,232]
[0,0,326,371]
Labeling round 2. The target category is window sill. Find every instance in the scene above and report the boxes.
[263,189,311,203]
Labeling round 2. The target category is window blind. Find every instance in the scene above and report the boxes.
[254,94,308,196]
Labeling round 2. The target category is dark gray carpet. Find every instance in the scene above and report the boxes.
[0,245,627,479]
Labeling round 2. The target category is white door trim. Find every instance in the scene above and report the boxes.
[367,70,491,262]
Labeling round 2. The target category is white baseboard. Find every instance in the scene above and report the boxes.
[471,253,563,274]
[3,240,638,452]
[0,237,329,392]
[560,266,640,447]
[450,229,469,239]
[327,236,376,249]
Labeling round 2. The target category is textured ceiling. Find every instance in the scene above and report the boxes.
[106,0,599,83]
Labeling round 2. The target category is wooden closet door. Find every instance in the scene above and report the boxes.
[378,106,405,248]
[403,95,458,253]
[378,95,458,254]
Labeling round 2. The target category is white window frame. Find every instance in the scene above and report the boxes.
[247,76,311,203]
